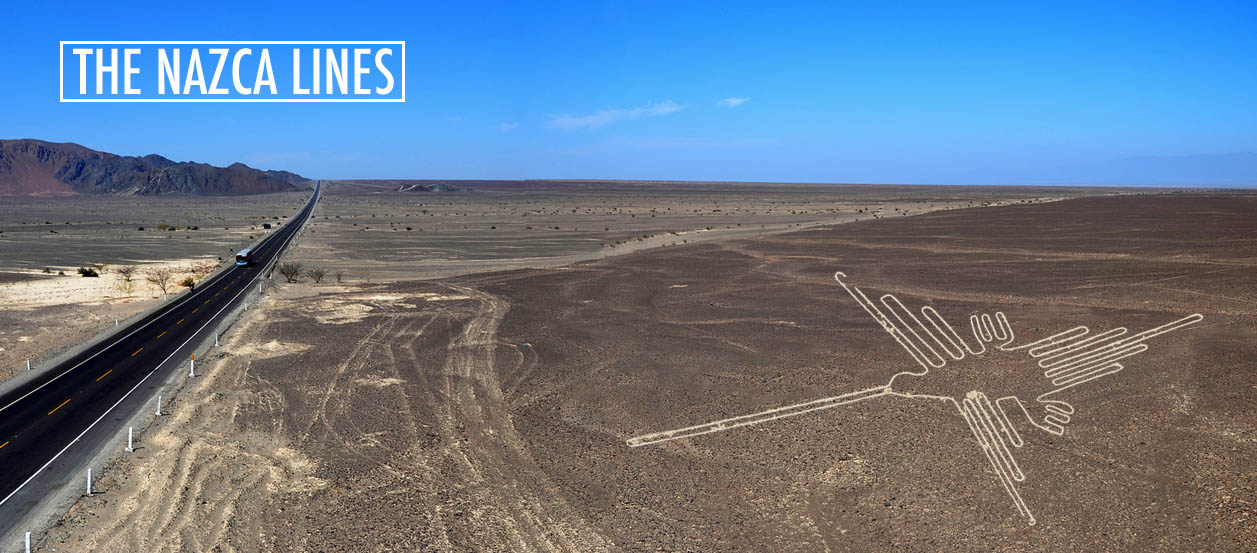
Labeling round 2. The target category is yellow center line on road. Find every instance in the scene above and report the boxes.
[132,347,143,356]
[96,369,113,381]
[191,308,199,314]
[176,318,184,325]
[48,398,71,416]
[204,299,211,305]
[156,331,167,339]
[0,441,8,449]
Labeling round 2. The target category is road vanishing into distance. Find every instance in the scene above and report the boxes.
[0,182,319,537]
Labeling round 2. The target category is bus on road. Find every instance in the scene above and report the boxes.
[235,248,254,267]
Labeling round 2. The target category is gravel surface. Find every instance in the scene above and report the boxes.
[41,191,1257,552]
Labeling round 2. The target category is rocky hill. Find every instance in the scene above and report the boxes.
[0,139,313,196]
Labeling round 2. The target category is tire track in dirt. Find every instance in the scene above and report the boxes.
[40,312,325,553]
[431,282,615,552]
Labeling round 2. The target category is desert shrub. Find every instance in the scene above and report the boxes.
[277,262,303,283]
[77,267,99,277]
[144,267,175,298]
[305,268,327,283]
[179,276,195,288]
[335,271,344,284]
[114,265,138,296]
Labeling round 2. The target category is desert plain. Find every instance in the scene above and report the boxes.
[6,182,1254,552]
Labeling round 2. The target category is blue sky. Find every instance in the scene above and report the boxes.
[1,1,1254,184]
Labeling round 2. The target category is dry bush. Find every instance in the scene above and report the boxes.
[305,268,327,284]
[278,262,303,283]
[115,265,137,296]
[145,267,175,299]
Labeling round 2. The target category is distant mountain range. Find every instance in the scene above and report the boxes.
[0,139,313,196]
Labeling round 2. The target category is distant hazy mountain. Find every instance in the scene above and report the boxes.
[0,139,313,196]
[326,180,464,193]
[1033,153,1257,187]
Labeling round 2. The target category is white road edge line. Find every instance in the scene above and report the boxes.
[0,193,306,416]
[0,188,316,508]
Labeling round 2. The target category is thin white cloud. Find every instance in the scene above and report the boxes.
[499,122,519,133]
[547,101,683,130]
[718,97,750,108]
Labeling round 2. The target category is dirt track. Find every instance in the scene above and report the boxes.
[43,192,1257,552]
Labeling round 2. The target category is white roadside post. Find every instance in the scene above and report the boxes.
[214,333,219,347]
[26,359,31,371]
[189,359,195,378]
[115,317,119,327]
[155,395,162,417]
[125,426,134,452]
[86,469,92,496]
[25,531,30,553]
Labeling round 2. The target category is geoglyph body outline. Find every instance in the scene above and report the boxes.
[627,271,1203,526]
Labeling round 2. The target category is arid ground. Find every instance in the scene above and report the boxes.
[0,193,310,382]
[291,180,1106,281]
[35,186,1257,552]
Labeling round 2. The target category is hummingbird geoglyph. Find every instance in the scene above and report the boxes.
[627,271,1203,525]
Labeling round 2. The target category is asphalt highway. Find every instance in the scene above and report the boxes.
[0,183,319,528]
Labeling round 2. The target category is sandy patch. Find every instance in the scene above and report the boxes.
[232,339,312,359]
[313,303,372,325]
[305,291,456,325]
[353,376,405,388]
[0,259,219,310]
[43,308,325,553]
[415,293,471,301]
[0,258,230,385]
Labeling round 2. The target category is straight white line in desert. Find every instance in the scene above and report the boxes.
[627,271,1203,526]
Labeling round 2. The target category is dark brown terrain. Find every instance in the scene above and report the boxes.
[293,180,1110,280]
[44,192,1256,552]
[0,139,311,196]
[468,193,1257,551]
